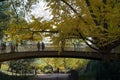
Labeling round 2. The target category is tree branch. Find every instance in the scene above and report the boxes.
[20,27,58,33]
[103,38,120,50]
[85,0,100,26]
[10,0,19,22]
[60,0,89,25]
[76,28,100,52]
[31,30,58,33]
[60,0,100,52]
[0,0,5,2]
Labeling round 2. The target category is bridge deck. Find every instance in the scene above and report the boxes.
[0,45,120,62]
[0,51,120,62]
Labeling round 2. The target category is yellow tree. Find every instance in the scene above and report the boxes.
[1,0,120,59]
[4,16,53,42]
[44,0,120,58]
[38,58,88,72]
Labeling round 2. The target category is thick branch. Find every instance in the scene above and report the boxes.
[60,0,100,52]
[86,38,96,45]
[104,38,120,50]
[31,30,58,33]
[85,0,99,26]
[76,29,100,52]
[20,27,58,33]
[60,0,89,24]
[0,0,5,2]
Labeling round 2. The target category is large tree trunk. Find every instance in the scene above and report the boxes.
[0,62,1,69]
[100,49,113,61]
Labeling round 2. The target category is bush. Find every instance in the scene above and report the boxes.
[79,60,120,80]
[0,71,35,80]
[68,70,79,80]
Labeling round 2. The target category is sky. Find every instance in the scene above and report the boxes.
[25,0,53,43]
[26,0,52,22]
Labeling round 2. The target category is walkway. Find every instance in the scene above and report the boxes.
[35,73,69,80]
[0,44,119,62]
[0,44,92,53]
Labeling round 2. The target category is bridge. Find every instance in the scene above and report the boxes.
[0,44,120,62]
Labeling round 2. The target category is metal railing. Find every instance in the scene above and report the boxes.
[0,43,93,53]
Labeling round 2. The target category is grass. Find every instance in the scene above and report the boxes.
[1,64,9,71]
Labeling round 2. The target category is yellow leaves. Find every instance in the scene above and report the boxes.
[19,34,31,40]
[3,0,120,49]
[39,58,87,70]
[108,26,120,38]
[4,16,51,41]
[29,18,43,30]
[27,0,120,49]
[57,16,79,34]
[29,17,53,32]
[33,34,42,41]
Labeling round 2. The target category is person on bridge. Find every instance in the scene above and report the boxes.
[10,44,15,52]
[15,43,18,52]
[37,42,40,51]
[59,40,65,51]
[56,68,60,73]
[1,43,6,53]
[42,42,45,51]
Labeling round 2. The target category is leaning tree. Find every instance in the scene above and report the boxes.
[44,0,120,60]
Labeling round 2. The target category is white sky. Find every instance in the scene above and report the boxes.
[26,0,52,22]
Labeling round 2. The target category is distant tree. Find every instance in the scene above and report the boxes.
[8,59,35,75]
[39,58,88,72]
[0,1,10,39]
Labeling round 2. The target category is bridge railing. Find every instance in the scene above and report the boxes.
[0,43,93,53]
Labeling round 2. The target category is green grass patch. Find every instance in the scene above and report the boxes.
[1,64,9,71]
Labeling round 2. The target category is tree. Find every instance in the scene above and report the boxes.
[44,0,120,60]
[38,58,88,73]
[8,59,35,75]
[1,0,120,60]
[0,0,45,42]
[0,1,10,40]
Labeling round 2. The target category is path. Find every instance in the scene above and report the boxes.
[35,73,69,80]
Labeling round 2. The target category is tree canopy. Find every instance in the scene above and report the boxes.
[0,0,120,56]
[45,0,120,54]
[0,1,10,39]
